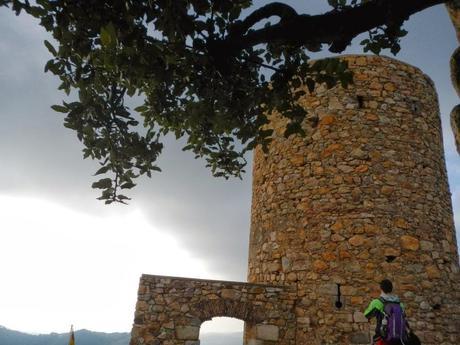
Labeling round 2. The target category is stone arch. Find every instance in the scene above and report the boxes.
[191,299,265,323]
[130,276,296,345]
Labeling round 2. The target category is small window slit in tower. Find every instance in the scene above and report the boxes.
[411,101,420,114]
[357,95,364,109]
[432,304,441,310]
[335,284,343,309]
[385,255,397,263]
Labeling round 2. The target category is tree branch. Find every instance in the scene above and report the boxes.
[223,0,446,54]
[229,2,298,37]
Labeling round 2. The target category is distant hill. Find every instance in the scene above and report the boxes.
[0,326,129,345]
[0,326,243,345]
[200,332,243,345]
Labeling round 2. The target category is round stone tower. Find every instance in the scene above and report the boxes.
[248,55,460,345]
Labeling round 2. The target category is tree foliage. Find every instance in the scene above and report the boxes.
[0,0,447,203]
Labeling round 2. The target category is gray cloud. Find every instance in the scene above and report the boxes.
[126,135,253,279]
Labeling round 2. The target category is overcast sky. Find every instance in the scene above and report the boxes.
[0,0,459,336]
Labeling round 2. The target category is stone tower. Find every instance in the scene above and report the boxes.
[129,55,459,345]
[248,55,460,344]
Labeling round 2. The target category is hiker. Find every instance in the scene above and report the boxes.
[364,279,409,345]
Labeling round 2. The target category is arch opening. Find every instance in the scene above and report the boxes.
[200,317,244,345]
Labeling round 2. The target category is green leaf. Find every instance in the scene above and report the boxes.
[100,22,117,47]
[44,59,54,72]
[94,165,111,175]
[182,144,194,151]
[134,105,148,112]
[120,182,136,189]
[51,104,68,113]
[92,178,112,189]
[44,40,57,56]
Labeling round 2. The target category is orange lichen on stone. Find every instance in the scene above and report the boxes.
[355,164,369,173]
[394,217,410,229]
[400,235,420,251]
[319,115,336,126]
[348,235,365,247]
[321,143,343,158]
[365,113,379,121]
[313,260,329,272]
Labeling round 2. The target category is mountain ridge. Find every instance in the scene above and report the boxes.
[0,326,130,345]
[0,325,243,345]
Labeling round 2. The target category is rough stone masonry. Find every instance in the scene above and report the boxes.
[130,55,460,345]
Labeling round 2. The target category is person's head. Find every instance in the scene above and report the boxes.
[380,279,393,294]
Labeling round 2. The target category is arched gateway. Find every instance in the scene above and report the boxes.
[130,275,297,345]
[130,55,460,345]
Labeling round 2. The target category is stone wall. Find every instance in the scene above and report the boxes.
[447,1,460,43]
[130,275,297,345]
[447,2,460,153]
[248,55,460,344]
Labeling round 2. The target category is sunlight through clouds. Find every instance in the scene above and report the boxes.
[0,195,211,334]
